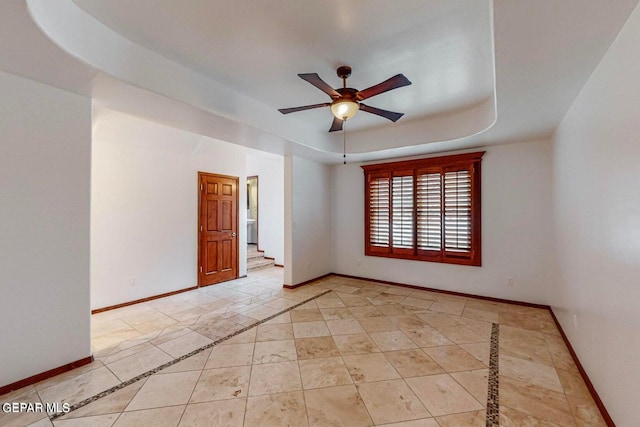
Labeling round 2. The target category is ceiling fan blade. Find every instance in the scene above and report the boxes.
[329,116,344,132]
[278,103,331,114]
[359,103,405,122]
[298,73,340,99]
[357,74,412,100]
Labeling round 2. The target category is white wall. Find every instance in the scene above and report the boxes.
[91,109,247,309]
[246,151,284,265]
[551,4,640,424]
[331,140,554,304]
[284,156,332,285]
[0,71,91,386]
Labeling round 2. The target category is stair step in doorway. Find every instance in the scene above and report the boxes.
[247,244,275,271]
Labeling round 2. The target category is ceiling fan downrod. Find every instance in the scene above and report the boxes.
[337,65,352,89]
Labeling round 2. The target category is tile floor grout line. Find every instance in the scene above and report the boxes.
[486,322,499,427]
[177,355,208,427]
[49,289,333,421]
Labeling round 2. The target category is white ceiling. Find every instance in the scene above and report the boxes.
[2,0,639,163]
[73,0,495,133]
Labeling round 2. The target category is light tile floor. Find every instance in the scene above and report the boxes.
[1,267,607,426]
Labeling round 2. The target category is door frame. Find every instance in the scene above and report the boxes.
[197,171,240,287]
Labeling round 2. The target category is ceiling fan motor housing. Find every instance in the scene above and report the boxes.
[335,87,358,101]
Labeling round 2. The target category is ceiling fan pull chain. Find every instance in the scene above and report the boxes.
[343,120,347,164]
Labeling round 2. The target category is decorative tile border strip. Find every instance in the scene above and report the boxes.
[486,323,500,427]
[50,289,332,420]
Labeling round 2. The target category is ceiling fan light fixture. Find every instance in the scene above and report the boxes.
[278,66,411,132]
[330,99,359,120]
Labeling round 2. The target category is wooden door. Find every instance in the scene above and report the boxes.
[198,172,238,286]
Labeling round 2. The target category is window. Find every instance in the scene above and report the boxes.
[362,152,484,266]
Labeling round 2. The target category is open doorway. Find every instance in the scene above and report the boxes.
[246,175,276,271]
[247,175,258,246]
[246,151,284,273]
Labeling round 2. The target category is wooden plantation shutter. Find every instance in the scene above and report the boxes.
[391,171,414,254]
[443,168,472,255]
[417,169,442,256]
[363,152,483,266]
[367,173,390,253]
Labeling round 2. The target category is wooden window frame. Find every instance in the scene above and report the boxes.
[362,151,484,266]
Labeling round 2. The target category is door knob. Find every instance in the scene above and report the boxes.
[231,232,237,237]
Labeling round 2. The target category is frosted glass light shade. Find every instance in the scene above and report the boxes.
[330,100,359,120]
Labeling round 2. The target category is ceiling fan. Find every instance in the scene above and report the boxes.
[278,66,412,132]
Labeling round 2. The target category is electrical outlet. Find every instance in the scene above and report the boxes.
[572,314,578,330]
[507,277,514,287]
[130,277,136,287]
